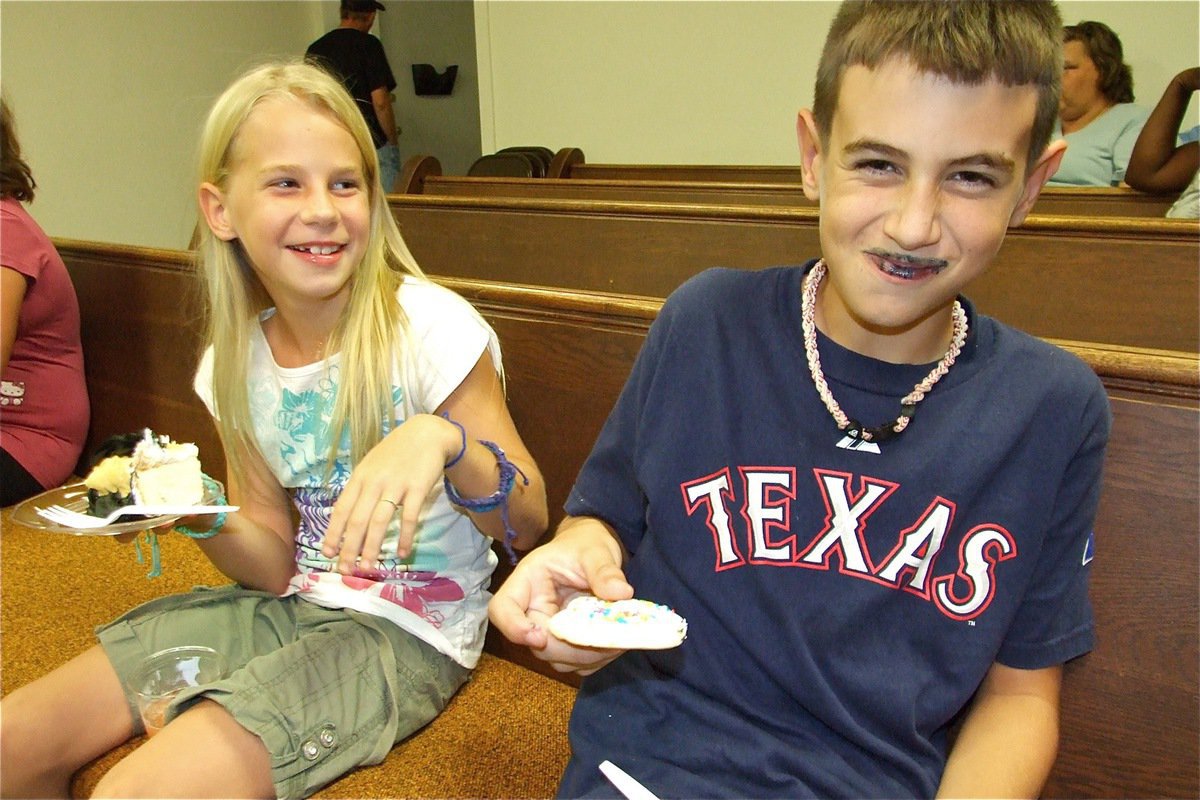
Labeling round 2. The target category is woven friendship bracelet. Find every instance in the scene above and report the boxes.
[443,439,529,564]
[441,412,468,469]
[134,531,164,579]
[174,475,228,540]
[133,475,229,579]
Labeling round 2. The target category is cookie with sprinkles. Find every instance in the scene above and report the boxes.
[547,595,688,650]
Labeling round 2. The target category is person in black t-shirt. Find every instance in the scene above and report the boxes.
[307,0,401,191]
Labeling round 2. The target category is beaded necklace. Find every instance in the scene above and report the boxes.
[801,260,968,444]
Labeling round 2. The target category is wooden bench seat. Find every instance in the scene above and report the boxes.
[386,194,1199,352]
[4,239,1195,798]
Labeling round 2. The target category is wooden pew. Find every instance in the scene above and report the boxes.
[553,160,1177,217]
[387,194,1199,352]
[1034,186,1180,217]
[567,162,804,183]
[59,243,224,480]
[412,171,1175,218]
[51,239,1200,799]
[420,173,817,207]
[401,154,1178,217]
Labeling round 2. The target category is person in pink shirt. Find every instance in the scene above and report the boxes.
[0,97,89,505]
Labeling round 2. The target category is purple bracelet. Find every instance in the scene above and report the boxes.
[443,438,529,564]
[441,412,467,469]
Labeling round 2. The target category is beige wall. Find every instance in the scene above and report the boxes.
[477,0,1200,165]
[387,0,481,176]
[1,1,325,249]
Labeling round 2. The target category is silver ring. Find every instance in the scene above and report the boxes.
[380,498,401,510]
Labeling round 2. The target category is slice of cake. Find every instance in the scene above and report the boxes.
[130,431,204,506]
[83,429,204,516]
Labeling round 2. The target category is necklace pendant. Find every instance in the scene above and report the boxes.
[844,421,868,443]
[867,422,902,443]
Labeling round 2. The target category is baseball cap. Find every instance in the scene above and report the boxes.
[342,0,385,12]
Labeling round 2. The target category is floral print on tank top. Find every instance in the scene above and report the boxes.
[266,374,468,633]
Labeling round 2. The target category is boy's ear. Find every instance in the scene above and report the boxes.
[796,109,823,202]
[1008,139,1067,226]
[198,182,238,242]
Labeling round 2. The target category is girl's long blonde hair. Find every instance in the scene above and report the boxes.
[195,60,427,479]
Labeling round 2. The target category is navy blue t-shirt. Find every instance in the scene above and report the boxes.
[560,264,1110,799]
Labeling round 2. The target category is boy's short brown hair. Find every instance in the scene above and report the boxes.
[812,0,1063,169]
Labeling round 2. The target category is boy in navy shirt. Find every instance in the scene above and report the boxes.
[490,1,1109,796]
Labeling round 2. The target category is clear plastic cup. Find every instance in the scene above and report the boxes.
[132,646,226,736]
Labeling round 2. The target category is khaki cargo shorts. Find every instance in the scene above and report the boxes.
[97,585,470,799]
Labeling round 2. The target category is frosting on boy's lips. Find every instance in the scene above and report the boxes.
[867,249,949,280]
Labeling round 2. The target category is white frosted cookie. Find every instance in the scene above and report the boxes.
[547,595,688,650]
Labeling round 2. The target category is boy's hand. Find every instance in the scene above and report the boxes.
[489,516,633,675]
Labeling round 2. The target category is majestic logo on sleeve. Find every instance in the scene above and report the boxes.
[680,466,1016,621]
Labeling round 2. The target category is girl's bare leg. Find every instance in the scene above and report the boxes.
[91,699,274,799]
[0,646,134,799]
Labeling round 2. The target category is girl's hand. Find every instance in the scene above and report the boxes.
[323,414,461,573]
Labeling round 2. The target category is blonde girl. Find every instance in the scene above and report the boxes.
[0,60,547,799]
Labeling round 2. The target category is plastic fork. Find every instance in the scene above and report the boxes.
[599,761,660,800]
[35,503,238,529]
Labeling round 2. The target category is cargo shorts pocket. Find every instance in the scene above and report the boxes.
[206,618,397,799]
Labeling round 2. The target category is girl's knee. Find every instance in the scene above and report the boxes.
[93,700,275,799]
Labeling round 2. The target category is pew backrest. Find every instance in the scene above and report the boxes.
[387,195,1200,352]
[420,174,815,207]
[556,161,1177,217]
[568,162,804,183]
[414,171,1176,218]
[59,241,224,480]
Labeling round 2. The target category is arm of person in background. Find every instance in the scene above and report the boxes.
[371,86,398,145]
[936,662,1063,798]
[0,266,28,373]
[1126,67,1200,193]
[489,514,634,676]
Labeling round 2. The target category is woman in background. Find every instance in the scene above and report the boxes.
[1126,67,1200,219]
[0,97,88,505]
[1048,21,1148,187]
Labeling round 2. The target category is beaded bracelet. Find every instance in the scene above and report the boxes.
[441,412,468,469]
[443,439,529,564]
